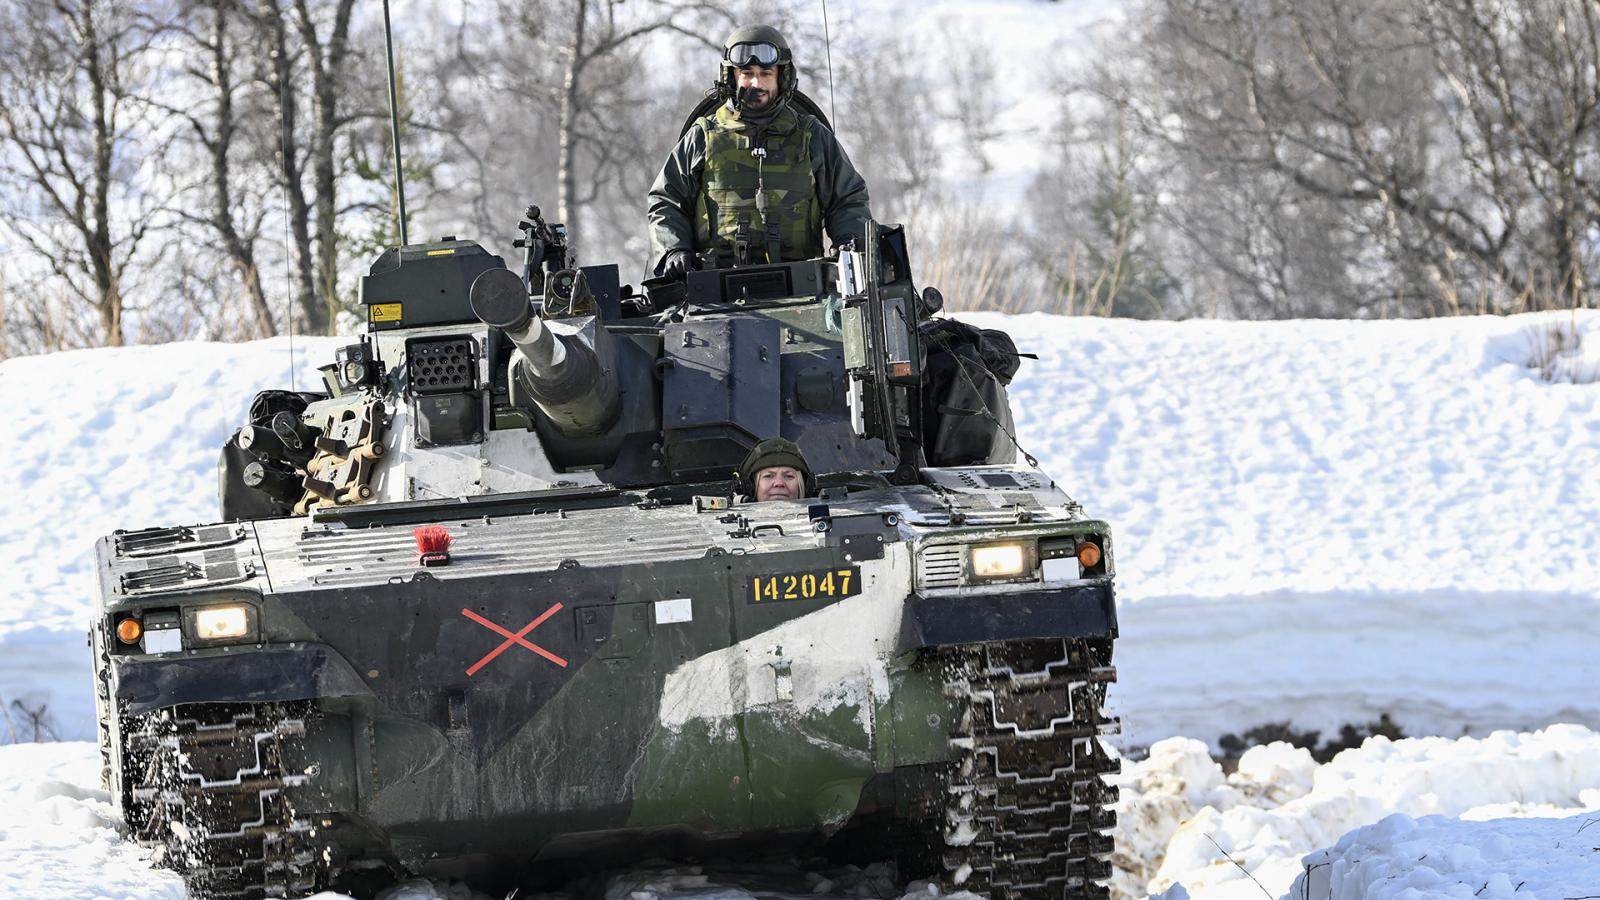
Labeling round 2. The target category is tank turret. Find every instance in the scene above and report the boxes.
[470,268,620,436]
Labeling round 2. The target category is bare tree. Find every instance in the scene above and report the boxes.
[7,696,57,742]
[1424,0,1600,307]
[833,30,944,224]
[291,0,358,333]
[0,268,13,359]
[517,0,729,238]
[250,0,319,332]
[427,0,731,267]
[159,0,277,339]
[0,692,17,743]
[934,19,1001,176]
[1111,0,1600,317]
[0,0,169,346]
[1141,0,1453,315]
[1025,75,1178,318]
[240,0,364,335]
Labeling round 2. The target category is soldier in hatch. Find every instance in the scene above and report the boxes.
[737,438,817,502]
[648,25,873,278]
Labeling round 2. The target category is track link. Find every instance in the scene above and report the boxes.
[122,702,324,899]
[942,639,1120,900]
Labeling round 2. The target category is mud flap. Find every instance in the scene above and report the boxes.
[111,644,373,714]
[900,584,1117,649]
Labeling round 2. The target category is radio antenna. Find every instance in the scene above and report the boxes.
[820,0,838,128]
[381,0,409,246]
[276,39,296,391]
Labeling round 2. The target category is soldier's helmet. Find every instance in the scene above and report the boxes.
[735,437,817,499]
[719,24,798,107]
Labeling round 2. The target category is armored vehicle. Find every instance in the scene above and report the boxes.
[89,208,1121,899]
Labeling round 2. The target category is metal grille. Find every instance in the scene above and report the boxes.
[114,525,245,558]
[121,560,202,593]
[289,514,718,588]
[118,554,255,595]
[918,544,964,589]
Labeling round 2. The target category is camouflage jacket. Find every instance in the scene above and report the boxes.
[647,101,873,274]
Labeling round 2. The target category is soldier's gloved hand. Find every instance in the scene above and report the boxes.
[662,249,698,280]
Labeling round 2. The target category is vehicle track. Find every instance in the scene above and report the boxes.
[942,638,1120,900]
[122,703,322,899]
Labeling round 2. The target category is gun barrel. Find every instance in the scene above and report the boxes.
[471,266,620,436]
[506,316,568,380]
[510,320,620,435]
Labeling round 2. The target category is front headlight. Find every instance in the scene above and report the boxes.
[969,542,1030,580]
[191,604,254,642]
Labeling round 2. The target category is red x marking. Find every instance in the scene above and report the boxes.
[462,603,568,676]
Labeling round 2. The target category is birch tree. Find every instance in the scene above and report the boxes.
[0,0,168,347]
[161,0,277,338]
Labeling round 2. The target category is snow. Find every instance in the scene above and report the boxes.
[8,726,1600,899]
[0,336,341,739]
[1117,726,1600,899]
[956,311,1600,750]
[0,741,185,899]
[2,309,1599,898]
[1292,813,1600,900]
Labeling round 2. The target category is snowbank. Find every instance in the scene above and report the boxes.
[963,311,1600,747]
[0,741,185,898]
[0,336,340,739]
[1291,812,1600,900]
[1115,725,1600,899]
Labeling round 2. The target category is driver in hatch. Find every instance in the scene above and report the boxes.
[736,438,817,502]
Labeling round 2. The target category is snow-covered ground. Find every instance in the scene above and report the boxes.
[1,308,1598,898]
[1116,725,1600,900]
[955,312,1600,750]
[8,724,1600,900]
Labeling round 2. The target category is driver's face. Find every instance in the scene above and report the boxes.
[736,64,780,111]
[754,465,801,501]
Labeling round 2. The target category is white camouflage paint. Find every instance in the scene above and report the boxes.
[656,544,913,734]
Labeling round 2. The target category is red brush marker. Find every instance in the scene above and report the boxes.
[414,526,452,567]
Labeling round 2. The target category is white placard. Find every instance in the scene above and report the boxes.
[654,597,693,625]
[144,628,183,654]
[1042,558,1081,583]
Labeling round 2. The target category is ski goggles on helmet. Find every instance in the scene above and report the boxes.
[726,42,784,68]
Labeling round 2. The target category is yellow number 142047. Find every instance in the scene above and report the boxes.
[749,568,859,604]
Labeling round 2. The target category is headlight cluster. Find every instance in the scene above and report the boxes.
[934,535,1108,588]
[113,602,258,654]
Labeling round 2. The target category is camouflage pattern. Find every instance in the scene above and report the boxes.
[693,104,822,267]
[647,106,872,274]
